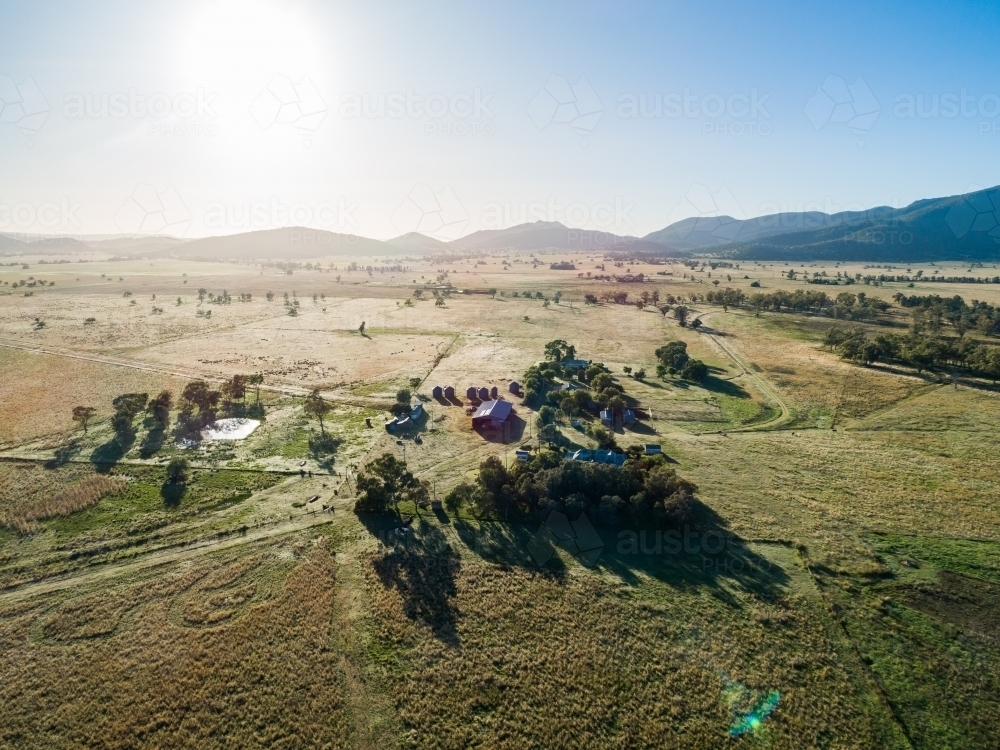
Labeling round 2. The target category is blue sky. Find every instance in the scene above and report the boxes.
[2,0,1000,239]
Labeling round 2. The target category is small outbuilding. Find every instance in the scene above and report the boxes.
[490,386,498,399]
[508,381,520,394]
[645,444,662,455]
[410,403,425,420]
[600,409,613,427]
[623,409,636,426]
[561,359,589,371]
[384,417,398,432]
[466,386,478,400]
[432,385,443,399]
[444,385,455,399]
[515,449,531,461]
[478,386,490,401]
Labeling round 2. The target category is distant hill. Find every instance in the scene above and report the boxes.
[644,186,1000,261]
[449,220,676,254]
[147,227,394,260]
[385,232,447,253]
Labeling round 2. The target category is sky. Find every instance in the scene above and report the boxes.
[2,0,1000,240]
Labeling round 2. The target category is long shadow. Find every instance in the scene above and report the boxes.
[625,421,657,435]
[453,499,788,607]
[45,439,82,469]
[139,428,166,458]
[160,482,187,508]
[90,436,130,472]
[360,514,462,645]
[597,502,790,606]
[309,433,343,472]
[702,376,751,398]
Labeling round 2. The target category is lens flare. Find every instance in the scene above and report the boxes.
[729,689,780,737]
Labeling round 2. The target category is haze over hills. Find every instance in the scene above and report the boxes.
[5,186,1000,262]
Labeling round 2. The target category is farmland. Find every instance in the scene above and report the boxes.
[1,250,1000,748]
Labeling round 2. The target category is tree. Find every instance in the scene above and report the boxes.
[680,359,708,382]
[634,369,646,381]
[72,406,97,434]
[353,453,424,513]
[537,405,556,425]
[221,374,247,406]
[111,392,148,442]
[248,373,264,405]
[673,305,689,326]
[488,288,497,299]
[690,318,703,329]
[655,341,689,370]
[165,456,190,484]
[584,294,598,305]
[359,321,366,333]
[303,389,331,435]
[444,482,477,515]
[544,339,576,362]
[147,391,173,430]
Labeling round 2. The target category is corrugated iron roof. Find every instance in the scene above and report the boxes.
[472,399,512,421]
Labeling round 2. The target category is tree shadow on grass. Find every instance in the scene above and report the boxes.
[453,500,787,608]
[138,428,166,458]
[45,439,82,469]
[596,501,790,607]
[359,513,462,645]
[160,482,187,508]
[309,434,343,472]
[90,436,130,472]
[702,376,751,398]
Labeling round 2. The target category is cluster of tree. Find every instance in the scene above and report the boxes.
[174,374,264,437]
[893,293,1000,336]
[654,341,708,382]
[353,453,428,513]
[866,274,1000,285]
[824,325,1000,380]
[444,452,698,528]
[705,287,889,321]
[110,393,149,443]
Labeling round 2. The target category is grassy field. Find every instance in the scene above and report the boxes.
[1,250,999,747]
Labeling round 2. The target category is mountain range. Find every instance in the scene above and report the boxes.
[5,186,1000,262]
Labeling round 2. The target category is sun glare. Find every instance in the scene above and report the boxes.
[177,0,323,87]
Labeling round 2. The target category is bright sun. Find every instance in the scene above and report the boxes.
[177,0,324,88]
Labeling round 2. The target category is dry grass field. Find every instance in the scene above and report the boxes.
[1,250,999,748]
